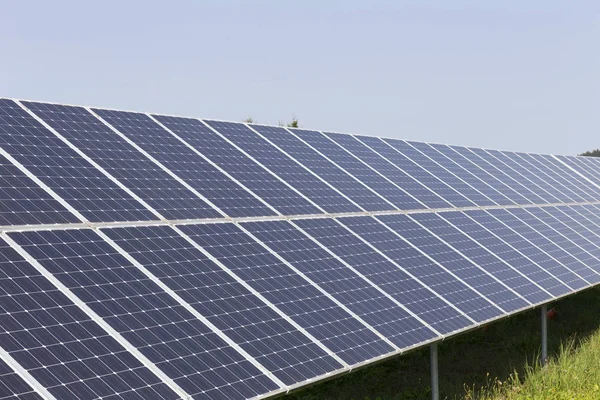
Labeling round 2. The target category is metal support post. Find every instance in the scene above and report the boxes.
[541,304,548,365]
[430,343,439,400]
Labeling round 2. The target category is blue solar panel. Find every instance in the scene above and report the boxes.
[0,238,179,400]
[383,139,495,206]
[0,153,78,226]
[465,148,548,204]
[8,229,277,400]
[0,358,42,400]
[205,121,360,213]
[152,116,322,216]
[553,155,600,189]
[179,222,394,365]
[376,214,505,321]
[428,143,531,205]
[406,212,530,312]
[406,141,514,206]
[323,132,451,208]
[515,208,600,283]
[505,153,586,203]
[532,154,600,201]
[102,225,343,385]
[488,208,594,289]
[337,216,496,323]
[92,109,276,218]
[242,220,438,348]
[462,209,571,296]
[292,129,425,210]
[356,136,475,208]
[437,211,551,304]
[292,217,471,334]
[251,126,394,212]
[0,99,157,222]
[23,102,221,221]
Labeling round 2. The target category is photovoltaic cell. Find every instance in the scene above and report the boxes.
[9,229,276,400]
[0,238,178,400]
[152,116,322,216]
[251,127,393,212]
[487,208,592,289]
[92,109,275,218]
[291,129,424,210]
[0,99,157,223]
[0,153,78,226]
[323,132,451,208]
[377,214,504,321]
[406,141,514,206]
[205,121,360,213]
[463,209,571,296]
[0,358,42,400]
[242,220,437,348]
[337,216,493,323]
[292,217,470,334]
[543,155,600,200]
[179,222,394,365]
[504,208,600,284]
[23,101,221,221]
[357,137,475,207]
[406,212,529,312]
[102,225,343,385]
[436,211,551,304]
[384,139,494,206]
[429,143,530,205]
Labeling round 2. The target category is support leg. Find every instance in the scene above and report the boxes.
[541,304,548,365]
[430,343,439,400]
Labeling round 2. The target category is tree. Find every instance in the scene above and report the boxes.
[580,149,600,157]
[243,117,254,124]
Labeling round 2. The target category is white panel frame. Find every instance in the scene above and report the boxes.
[0,346,57,400]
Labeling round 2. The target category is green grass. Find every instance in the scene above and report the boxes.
[283,287,600,400]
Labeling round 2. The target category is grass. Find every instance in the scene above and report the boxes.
[283,287,600,400]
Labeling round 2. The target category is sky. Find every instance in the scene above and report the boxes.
[1,0,598,155]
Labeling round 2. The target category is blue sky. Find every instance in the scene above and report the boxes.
[1,0,598,155]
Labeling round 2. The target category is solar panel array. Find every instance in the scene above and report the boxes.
[1,97,600,399]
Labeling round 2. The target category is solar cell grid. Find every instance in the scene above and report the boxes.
[357,136,475,208]
[324,132,451,209]
[533,154,600,201]
[23,101,221,221]
[92,109,275,219]
[406,141,514,206]
[8,229,277,400]
[377,214,505,321]
[487,209,592,289]
[384,139,494,206]
[437,211,551,304]
[242,219,438,349]
[0,358,42,400]
[406,212,530,312]
[179,222,394,365]
[152,116,322,217]
[0,153,78,226]
[252,126,394,212]
[463,210,571,297]
[292,217,470,335]
[102,225,343,385]
[291,129,425,210]
[429,144,531,205]
[205,121,360,213]
[0,100,157,223]
[0,238,179,400]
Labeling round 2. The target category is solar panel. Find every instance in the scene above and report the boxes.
[1,97,600,400]
[291,129,425,210]
[91,109,276,218]
[206,121,360,213]
[22,102,221,221]
[0,100,157,223]
[7,229,277,400]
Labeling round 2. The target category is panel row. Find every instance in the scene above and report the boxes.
[3,204,600,399]
[2,98,600,226]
